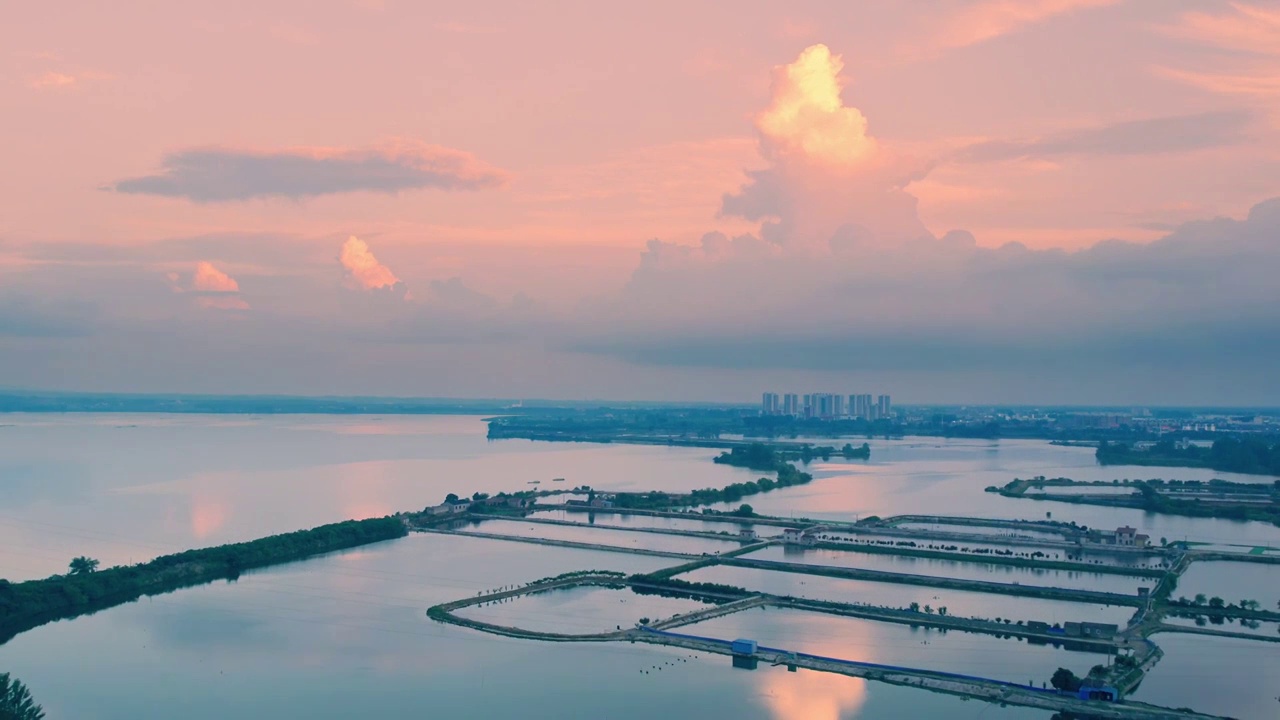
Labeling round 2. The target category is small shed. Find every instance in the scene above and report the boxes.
[731,638,758,655]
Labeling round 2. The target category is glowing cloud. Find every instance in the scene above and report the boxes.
[340,236,400,291]
[718,44,931,250]
[757,44,876,167]
[166,261,249,310]
[192,261,240,293]
[29,71,76,89]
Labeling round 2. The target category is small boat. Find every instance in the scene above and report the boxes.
[552,478,566,482]
[528,480,541,484]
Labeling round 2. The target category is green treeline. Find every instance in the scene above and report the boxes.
[689,464,813,505]
[628,574,748,603]
[606,452,816,510]
[713,442,870,471]
[1097,438,1280,476]
[0,517,406,646]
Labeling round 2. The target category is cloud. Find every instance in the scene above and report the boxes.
[756,45,876,167]
[571,197,1280,382]
[191,261,240,293]
[556,44,1280,398]
[956,111,1254,162]
[1161,2,1280,58]
[28,71,77,89]
[111,140,508,202]
[1157,3,1280,99]
[718,45,932,250]
[167,261,249,310]
[921,0,1119,54]
[339,236,400,291]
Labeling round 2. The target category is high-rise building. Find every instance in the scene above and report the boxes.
[783,393,799,416]
[877,394,891,419]
[832,394,845,418]
[852,393,872,419]
[762,392,780,415]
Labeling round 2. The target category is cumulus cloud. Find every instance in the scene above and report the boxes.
[756,45,875,167]
[167,261,249,310]
[111,140,508,202]
[191,261,240,293]
[561,44,1280,400]
[956,111,1254,162]
[718,44,931,251]
[339,236,400,291]
[573,198,1280,382]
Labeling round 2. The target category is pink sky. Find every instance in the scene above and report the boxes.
[2,1,1278,403]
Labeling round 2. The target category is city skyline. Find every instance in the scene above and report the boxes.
[762,391,892,419]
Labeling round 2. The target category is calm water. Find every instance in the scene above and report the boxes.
[1173,560,1280,609]
[741,545,1154,595]
[0,532,1056,720]
[676,565,1138,626]
[894,522,1067,541]
[1161,614,1280,638]
[2,414,1275,718]
[467,517,743,555]
[4,416,1277,582]
[710,437,1280,546]
[1129,633,1280,720]
[680,606,1111,686]
[0,414,758,580]
[455,585,710,634]
[535,508,776,536]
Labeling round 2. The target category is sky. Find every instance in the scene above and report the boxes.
[2,0,1279,405]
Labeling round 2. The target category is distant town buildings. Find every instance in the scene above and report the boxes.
[762,390,892,420]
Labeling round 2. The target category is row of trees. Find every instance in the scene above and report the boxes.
[0,517,406,645]
[713,442,871,471]
[1098,437,1280,476]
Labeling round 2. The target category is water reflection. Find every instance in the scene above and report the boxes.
[762,669,867,720]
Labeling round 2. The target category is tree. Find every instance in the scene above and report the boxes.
[937,606,947,616]
[444,493,460,504]
[923,605,933,614]
[1193,593,1207,606]
[0,672,45,720]
[732,504,755,518]
[471,492,489,502]
[1208,596,1225,609]
[68,556,99,575]
[909,602,920,612]
[1050,668,1081,692]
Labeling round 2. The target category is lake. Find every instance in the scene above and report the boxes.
[0,532,1059,720]
[1,414,1275,718]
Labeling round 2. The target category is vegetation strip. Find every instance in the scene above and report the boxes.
[0,517,406,646]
